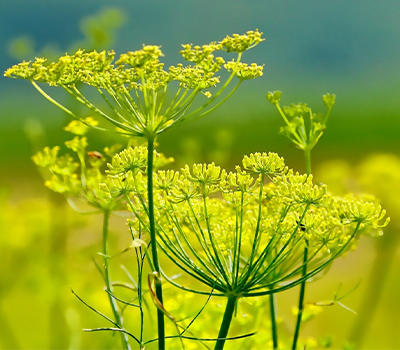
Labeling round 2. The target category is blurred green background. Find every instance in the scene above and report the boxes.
[1,1,400,349]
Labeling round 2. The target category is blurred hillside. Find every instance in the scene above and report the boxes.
[1,0,400,171]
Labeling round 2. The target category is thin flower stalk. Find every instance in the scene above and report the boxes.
[103,211,131,350]
[147,138,165,348]
[32,126,135,348]
[267,91,335,349]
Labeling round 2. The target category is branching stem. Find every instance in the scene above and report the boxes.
[292,148,312,350]
[102,211,131,350]
[147,138,165,350]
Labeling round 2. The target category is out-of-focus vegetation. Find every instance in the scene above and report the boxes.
[1,2,400,349]
[316,154,400,349]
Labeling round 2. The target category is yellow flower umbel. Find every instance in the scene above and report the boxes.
[107,147,388,350]
[5,30,264,140]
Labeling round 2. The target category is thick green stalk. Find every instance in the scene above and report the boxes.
[269,292,278,350]
[147,138,165,350]
[102,211,131,350]
[291,243,308,350]
[292,148,312,350]
[215,295,237,350]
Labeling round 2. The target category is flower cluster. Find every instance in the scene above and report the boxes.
[242,152,286,176]
[108,147,388,297]
[169,64,220,90]
[266,91,336,152]
[5,30,264,139]
[224,61,264,80]
[221,29,264,53]
[116,45,163,69]
[335,195,389,228]
[273,171,330,206]
[5,50,116,87]
[32,120,123,211]
[107,146,173,176]
[180,42,225,73]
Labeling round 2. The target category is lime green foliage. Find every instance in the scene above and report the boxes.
[5,30,264,139]
[266,91,335,152]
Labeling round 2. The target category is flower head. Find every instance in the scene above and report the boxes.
[5,31,265,139]
[221,29,264,53]
[273,171,330,206]
[242,152,286,176]
[267,92,336,152]
[129,151,385,298]
[224,61,264,80]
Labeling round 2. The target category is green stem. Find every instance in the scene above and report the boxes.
[238,173,265,287]
[292,149,311,350]
[269,292,278,350]
[304,149,311,176]
[135,225,145,345]
[215,295,237,350]
[275,103,304,147]
[147,138,166,350]
[102,211,131,350]
[291,242,308,350]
